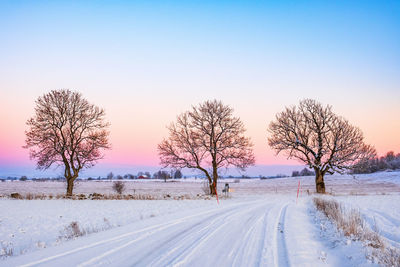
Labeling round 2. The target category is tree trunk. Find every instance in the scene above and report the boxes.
[66,178,74,197]
[200,168,215,196]
[315,169,326,193]
[209,181,216,195]
[211,164,218,196]
[205,175,213,195]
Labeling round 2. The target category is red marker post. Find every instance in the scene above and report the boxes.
[296,180,300,204]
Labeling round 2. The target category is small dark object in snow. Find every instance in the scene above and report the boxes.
[10,192,22,199]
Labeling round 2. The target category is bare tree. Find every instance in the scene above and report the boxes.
[153,170,170,182]
[24,89,110,196]
[268,99,375,193]
[173,169,183,179]
[158,100,255,195]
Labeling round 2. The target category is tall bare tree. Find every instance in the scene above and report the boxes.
[24,89,110,196]
[268,99,375,193]
[158,100,255,195]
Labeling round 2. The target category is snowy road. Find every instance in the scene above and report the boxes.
[2,197,370,267]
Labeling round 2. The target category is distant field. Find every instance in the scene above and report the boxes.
[0,171,399,197]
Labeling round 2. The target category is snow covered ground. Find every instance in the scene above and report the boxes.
[0,199,219,258]
[0,171,399,266]
[337,195,400,249]
[1,170,399,197]
[1,197,378,267]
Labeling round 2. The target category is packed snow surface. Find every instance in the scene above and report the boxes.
[1,196,378,267]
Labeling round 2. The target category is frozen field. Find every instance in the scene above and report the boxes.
[1,171,399,197]
[0,171,399,266]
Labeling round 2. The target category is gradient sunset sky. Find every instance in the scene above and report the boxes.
[0,1,399,177]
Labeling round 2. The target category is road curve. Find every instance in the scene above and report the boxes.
[2,198,309,267]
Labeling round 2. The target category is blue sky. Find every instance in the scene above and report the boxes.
[0,0,399,177]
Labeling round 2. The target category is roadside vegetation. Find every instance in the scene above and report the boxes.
[313,197,400,266]
[5,192,209,200]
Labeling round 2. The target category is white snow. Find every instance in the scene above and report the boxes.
[0,171,399,266]
[1,196,377,267]
[336,195,400,249]
[0,199,219,258]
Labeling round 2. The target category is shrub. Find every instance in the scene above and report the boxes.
[112,181,125,194]
[63,221,85,239]
[0,242,13,257]
[10,193,22,199]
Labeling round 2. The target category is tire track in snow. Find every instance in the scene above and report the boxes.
[255,206,270,266]
[274,204,290,267]
[78,203,250,267]
[149,202,270,267]
[15,202,253,267]
[78,200,266,267]
[136,204,245,266]
[229,205,271,267]
[9,199,276,267]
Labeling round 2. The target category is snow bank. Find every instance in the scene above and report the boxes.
[336,195,400,249]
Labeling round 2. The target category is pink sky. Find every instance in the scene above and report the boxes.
[1,88,399,171]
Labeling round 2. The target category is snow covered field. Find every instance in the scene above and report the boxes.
[1,171,399,197]
[0,199,220,259]
[0,171,399,266]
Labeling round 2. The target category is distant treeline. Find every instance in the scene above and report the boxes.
[292,168,315,177]
[351,151,400,174]
[2,170,185,181]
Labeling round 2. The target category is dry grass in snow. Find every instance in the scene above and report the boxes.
[313,197,400,266]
